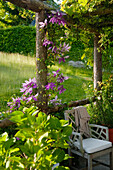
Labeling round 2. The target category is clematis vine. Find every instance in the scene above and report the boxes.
[45,69,68,105]
[40,11,70,106]
[40,11,71,64]
[8,78,39,112]
[8,10,71,111]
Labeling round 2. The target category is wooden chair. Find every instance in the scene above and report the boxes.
[64,106,113,170]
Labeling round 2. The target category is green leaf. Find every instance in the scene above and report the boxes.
[52,149,65,163]
[39,132,49,143]
[36,112,47,125]
[15,131,26,140]
[6,160,10,169]
[62,125,72,136]
[33,145,40,153]
[4,138,16,150]
[60,120,68,126]
[9,156,21,163]
[9,148,19,154]
[17,162,24,169]
[20,146,30,156]
[10,111,24,117]
[78,0,88,6]
[81,53,86,60]
[0,132,8,143]
[48,117,61,130]
[0,167,5,170]
[9,115,22,123]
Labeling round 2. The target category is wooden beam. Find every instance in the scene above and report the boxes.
[0,118,15,128]
[3,0,54,12]
[0,97,96,128]
[3,0,113,32]
[85,8,113,17]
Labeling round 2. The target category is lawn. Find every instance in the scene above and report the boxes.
[0,52,36,111]
[0,52,111,111]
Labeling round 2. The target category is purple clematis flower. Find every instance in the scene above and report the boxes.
[24,93,38,103]
[50,95,62,105]
[52,46,57,53]
[50,95,58,103]
[7,97,21,110]
[59,57,65,64]
[20,78,37,95]
[43,39,53,47]
[45,82,56,90]
[60,42,71,52]
[20,78,37,90]
[57,73,69,83]
[58,55,69,64]
[49,11,66,26]
[52,69,60,77]
[58,85,66,94]
[39,19,47,28]
[48,46,52,50]
[16,137,20,140]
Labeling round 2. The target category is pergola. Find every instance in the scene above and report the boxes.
[0,0,113,127]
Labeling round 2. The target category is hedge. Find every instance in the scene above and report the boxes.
[0,25,85,59]
[0,26,36,56]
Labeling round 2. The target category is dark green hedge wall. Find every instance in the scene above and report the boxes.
[0,26,36,56]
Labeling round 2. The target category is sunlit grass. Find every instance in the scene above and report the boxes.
[50,63,93,103]
[0,52,36,111]
[0,52,111,111]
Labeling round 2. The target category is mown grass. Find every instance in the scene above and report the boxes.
[0,52,111,111]
[0,52,36,111]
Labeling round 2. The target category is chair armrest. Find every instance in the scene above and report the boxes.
[89,124,109,141]
[69,131,84,154]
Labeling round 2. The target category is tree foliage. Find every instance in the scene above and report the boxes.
[61,0,113,69]
[0,0,35,27]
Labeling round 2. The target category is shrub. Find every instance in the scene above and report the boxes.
[0,107,72,169]
[87,75,113,127]
[0,26,36,56]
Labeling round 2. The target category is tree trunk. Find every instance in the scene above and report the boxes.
[36,11,48,112]
[94,34,102,89]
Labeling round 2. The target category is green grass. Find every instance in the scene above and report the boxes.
[0,52,36,111]
[50,64,93,103]
[0,52,111,111]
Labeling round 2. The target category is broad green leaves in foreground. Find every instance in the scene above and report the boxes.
[0,107,72,169]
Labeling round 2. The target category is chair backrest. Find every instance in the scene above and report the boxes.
[64,109,78,132]
[64,106,109,141]
[89,124,109,141]
[64,106,91,138]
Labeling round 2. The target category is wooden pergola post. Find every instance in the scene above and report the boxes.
[94,34,102,89]
[36,11,48,112]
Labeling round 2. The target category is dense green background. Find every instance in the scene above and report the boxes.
[0,26,36,56]
[0,26,85,60]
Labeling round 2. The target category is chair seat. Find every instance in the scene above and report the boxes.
[83,138,112,153]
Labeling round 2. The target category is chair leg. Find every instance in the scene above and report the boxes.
[110,148,113,170]
[68,148,73,167]
[88,155,92,170]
